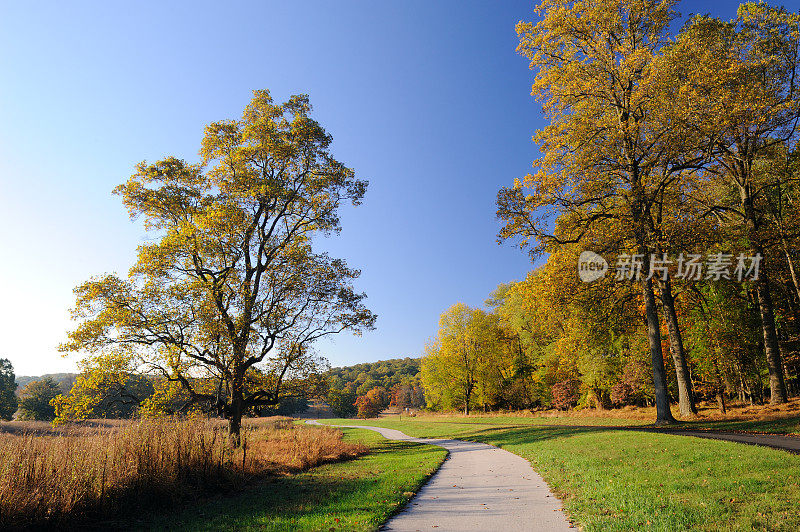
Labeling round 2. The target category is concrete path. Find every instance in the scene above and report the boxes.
[307,421,574,532]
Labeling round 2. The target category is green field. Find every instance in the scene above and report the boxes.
[137,427,446,532]
[319,416,800,531]
[683,416,800,436]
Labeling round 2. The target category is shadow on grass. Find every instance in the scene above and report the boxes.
[450,422,800,455]
[679,416,800,435]
[130,439,435,532]
[0,419,125,436]
[451,425,617,448]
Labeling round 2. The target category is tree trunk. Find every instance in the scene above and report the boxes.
[593,389,605,410]
[229,393,243,447]
[738,183,788,405]
[781,239,800,305]
[659,276,697,417]
[643,275,676,424]
[754,272,788,404]
[713,358,727,413]
[716,388,727,414]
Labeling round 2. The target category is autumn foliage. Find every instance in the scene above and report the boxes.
[550,379,581,411]
[59,90,375,441]
[482,0,800,421]
[355,387,389,418]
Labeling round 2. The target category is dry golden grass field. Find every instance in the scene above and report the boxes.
[0,417,366,529]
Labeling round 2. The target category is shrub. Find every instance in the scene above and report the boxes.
[550,378,581,410]
[611,382,634,406]
[355,387,388,418]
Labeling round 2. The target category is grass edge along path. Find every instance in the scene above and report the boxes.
[320,417,800,531]
[135,426,447,532]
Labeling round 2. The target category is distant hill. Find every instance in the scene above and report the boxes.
[327,357,421,395]
[15,373,77,395]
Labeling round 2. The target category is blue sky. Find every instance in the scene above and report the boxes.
[0,1,786,376]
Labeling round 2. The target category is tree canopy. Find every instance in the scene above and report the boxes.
[17,377,60,421]
[60,90,376,440]
[0,359,17,421]
[409,0,800,420]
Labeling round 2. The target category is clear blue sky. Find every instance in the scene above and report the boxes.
[0,1,786,376]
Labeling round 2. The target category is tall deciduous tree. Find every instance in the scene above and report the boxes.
[498,0,696,423]
[668,4,800,403]
[421,304,514,414]
[421,306,478,415]
[18,377,60,421]
[0,358,17,421]
[61,90,376,441]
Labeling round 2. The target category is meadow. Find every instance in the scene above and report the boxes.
[139,427,447,531]
[3,403,800,530]
[0,417,366,529]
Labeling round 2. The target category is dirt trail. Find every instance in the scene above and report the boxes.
[307,421,574,532]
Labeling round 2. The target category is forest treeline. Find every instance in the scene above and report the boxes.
[1,356,426,422]
[326,358,424,418]
[421,0,800,421]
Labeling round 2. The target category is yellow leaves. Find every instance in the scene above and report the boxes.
[667,3,800,142]
[139,379,196,418]
[422,302,519,411]
[52,353,135,426]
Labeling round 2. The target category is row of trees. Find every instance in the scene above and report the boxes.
[422,0,800,420]
[2,354,314,424]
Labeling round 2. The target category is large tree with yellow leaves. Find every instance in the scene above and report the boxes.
[60,90,376,441]
[497,0,699,423]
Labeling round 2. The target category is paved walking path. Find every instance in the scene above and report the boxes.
[306,420,574,532]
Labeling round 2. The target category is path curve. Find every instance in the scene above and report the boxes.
[307,420,573,531]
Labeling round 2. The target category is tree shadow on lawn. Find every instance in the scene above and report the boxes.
[129,439,433,532]
[450,425,616,448]
[0,419,124,436]
[454,422,800,455]
[678,416,800,435]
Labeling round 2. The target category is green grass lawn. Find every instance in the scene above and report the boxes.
[321,417,800,531]
[682,416,800,435]
[135,427,446,532]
